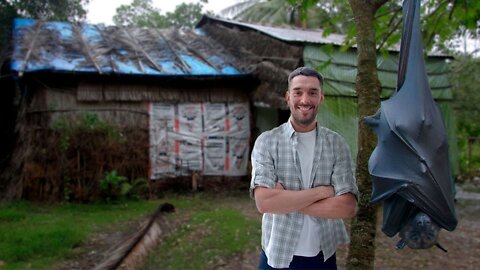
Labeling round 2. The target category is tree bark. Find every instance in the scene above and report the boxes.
[346,0,386,269]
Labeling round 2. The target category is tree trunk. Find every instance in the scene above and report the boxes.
[346,0,386,269]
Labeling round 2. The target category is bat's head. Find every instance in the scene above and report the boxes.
[399,211,440,249]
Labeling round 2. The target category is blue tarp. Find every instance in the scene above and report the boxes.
[11,18,246,77]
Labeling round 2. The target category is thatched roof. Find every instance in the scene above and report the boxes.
[197,15,304,109]
[10,18,247,77]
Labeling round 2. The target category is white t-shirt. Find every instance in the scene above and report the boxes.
[294,129,322,256]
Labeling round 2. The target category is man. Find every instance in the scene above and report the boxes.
[250,67,359,269]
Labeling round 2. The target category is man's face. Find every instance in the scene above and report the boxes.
[285,75,324,132]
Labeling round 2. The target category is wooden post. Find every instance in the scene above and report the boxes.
[192,171,199,192]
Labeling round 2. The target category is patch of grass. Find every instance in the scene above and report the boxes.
[0,192,261,270]
[0,200,159,270]
[142,193,261,270]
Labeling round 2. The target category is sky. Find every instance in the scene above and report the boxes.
[86,0,240,25]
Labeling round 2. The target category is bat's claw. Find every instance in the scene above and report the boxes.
[395,239,406,250]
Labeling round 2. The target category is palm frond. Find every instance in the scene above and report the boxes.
[220,0,264,19]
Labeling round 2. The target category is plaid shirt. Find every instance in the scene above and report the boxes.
[250,120,359,268]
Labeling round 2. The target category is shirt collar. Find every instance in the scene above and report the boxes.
[286,117,318,138]
[286,118,296,138]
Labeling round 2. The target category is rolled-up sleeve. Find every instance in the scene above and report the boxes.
[250,132,276,198]
[331,136,359,200]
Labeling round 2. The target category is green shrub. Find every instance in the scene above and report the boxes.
[100,170,129,201]
[100,171,150,201]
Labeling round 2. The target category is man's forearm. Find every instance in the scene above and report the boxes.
[300,193,357,218]
[254,184,334,214]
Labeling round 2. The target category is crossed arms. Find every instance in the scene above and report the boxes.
[254,183,357,219]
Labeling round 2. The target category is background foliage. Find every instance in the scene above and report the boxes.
[450,54,480,176]
[112,0,209,28]
[223,0,480,55]
[0,0,89,57]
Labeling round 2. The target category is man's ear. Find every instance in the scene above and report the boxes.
[285,90,289,102]
[319,92,325,104]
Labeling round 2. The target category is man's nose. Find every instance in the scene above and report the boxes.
[299,95,309,104]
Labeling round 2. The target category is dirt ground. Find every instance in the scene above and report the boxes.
[369,186,480,270]
[58,183,479,270]
[221,184,480,270]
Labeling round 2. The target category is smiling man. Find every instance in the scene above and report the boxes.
[250,67,359,269]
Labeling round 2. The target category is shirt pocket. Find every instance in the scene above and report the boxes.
[312,159,334,186]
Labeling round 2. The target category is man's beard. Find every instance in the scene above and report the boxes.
[292,111,316,126]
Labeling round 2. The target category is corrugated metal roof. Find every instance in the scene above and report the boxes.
[197,16,452,57]
[197,15,346,46]
[11,18,247,77]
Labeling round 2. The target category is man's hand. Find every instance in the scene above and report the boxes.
[300,192,357,218]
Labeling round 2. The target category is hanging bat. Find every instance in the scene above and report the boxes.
[364,0,457,251]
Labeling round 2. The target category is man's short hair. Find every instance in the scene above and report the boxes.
[287,67,324,89]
